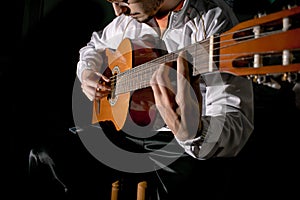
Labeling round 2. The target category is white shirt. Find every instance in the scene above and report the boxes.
[76,0,254,159]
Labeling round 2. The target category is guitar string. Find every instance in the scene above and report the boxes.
[108,28,297,94]
[110,4,300,88]
[110,26,283,84]
[108,26,253,83]
[110,4,297,82]
[109,27,283,84]
[110,29,295,94]
[112,43,296,94]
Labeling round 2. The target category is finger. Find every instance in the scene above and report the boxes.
[151,65,178,120]
[152,64,178,109]
[95,72,110,82]
[157,63,176,96]
[150,64,169,95]
[177,51,190,84]
[82,80,97,93]
[96,83,111,92]
[95,91,111,101]
[95,72,111,92]
[82,81,102,100]
[176,51,190,103]
[82,83,110,101]
[81,85,94,101]
[150,69,160,95]
[84,78,99,91]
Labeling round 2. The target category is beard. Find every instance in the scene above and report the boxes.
[137,0,164,22]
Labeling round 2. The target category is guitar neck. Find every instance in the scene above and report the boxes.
[113,39,213,96]
[112,5,300,96]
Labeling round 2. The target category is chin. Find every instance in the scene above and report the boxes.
[137,16,152,23]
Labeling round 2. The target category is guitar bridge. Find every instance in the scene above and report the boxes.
[108,66,120,106]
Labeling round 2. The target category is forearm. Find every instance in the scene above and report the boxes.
[176,111,254,159]
[175,73,254,159]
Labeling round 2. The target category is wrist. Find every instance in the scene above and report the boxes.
[176,120,203,142]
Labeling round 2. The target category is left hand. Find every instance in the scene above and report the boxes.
[150,51,202,141]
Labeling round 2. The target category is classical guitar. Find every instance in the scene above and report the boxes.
[92,5,300,132]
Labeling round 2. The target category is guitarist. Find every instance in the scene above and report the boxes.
[77,0,254,199]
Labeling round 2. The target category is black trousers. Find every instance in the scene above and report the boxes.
[27,81,300,200]
[28,124,239,200]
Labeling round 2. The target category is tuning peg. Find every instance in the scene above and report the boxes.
[282,72,298,83]
[252,75,267,84]
[257,12,267,18]
[285,4,298,10]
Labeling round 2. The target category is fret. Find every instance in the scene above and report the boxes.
[187,39,211,76]
[209,35,215,73]
[114,39,212,95]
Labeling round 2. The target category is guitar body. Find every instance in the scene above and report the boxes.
[93,38,163,133]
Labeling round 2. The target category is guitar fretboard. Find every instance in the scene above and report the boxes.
[112,39,212,96]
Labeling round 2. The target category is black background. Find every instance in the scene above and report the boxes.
[2,0,300,199]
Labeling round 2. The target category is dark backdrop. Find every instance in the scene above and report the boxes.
[2,0,299,199]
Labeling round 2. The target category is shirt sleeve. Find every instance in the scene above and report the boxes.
[196,1,238,41]
[76,16,128,82]
[76,30,106,82]
[175,72,254,159]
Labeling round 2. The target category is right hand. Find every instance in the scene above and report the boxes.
[81,69,111,101]
[150,51,202,141]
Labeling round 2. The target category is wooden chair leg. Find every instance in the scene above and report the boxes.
[111,180,119,200]
[137,181,147,200]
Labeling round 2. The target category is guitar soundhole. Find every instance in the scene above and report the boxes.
[129,88,156,127]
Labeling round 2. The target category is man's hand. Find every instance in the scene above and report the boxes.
[151,51,202,141]
[81,69,111,101]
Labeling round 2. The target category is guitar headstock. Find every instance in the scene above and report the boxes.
[218,5,300,84]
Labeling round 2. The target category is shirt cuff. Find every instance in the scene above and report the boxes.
[175,128,206,159]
